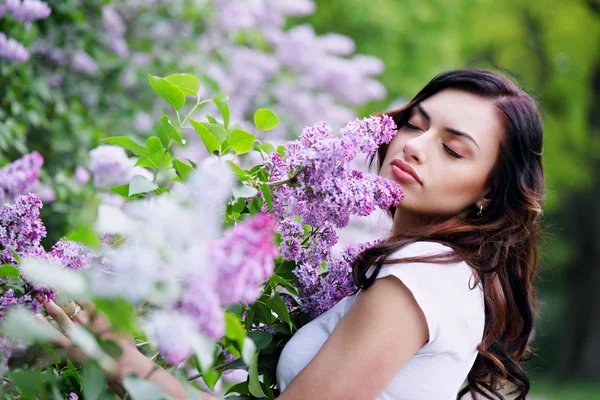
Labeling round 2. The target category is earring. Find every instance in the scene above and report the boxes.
[477,205,484,217]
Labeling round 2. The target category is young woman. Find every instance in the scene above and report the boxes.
[42,68,545,400]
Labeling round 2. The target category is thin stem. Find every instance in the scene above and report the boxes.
[186,359,238,381]
[152,138,174,182]
[266,167,307,189]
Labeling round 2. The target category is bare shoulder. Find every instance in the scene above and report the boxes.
[278,275,428,400]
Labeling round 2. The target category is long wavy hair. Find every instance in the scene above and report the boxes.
[351,68,545,400]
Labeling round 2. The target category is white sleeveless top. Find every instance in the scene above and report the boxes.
[276,241,486,399]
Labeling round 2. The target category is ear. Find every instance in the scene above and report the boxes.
[478,184,495,208]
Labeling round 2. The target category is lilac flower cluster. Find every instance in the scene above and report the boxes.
[0,1,51,62]
[0,151,44,204]
[90,165,278,365]
[266,114,401,230]
[2,0,51,22]
[264,115,402,317]
[295,240,382,318]
[101,5,128,57]
[212,214,278,305]
[0,194,91,370]
[88,145,152,189]
[0,193,46,265]
[0,32,30,62]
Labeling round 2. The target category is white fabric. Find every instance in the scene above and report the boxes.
[276,241,485,399]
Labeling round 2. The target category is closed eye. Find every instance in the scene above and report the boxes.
[404,122,420,130]
[443,144,463,159]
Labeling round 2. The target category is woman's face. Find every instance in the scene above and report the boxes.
[380,89,504,219]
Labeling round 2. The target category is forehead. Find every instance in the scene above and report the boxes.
[417,89,504,153]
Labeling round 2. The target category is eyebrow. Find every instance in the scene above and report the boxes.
[415,104,480,149]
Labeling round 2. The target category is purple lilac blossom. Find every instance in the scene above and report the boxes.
[0,151,43,203]
[265,115,402,230]
[296,240,384,318]
[88,145,133,189]
[144,310,197,365]
[264,116,402,317]
[212,214,278,305]
[0,193,46,265]
[5,0,51,22]
[177,278,225,340]
[0,32,29,61]
[71,50,99,76]
[67,393,78,400]
[48,239,91,271]
[74,167,91,185]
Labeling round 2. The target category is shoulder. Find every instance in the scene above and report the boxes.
[372,241,484,345]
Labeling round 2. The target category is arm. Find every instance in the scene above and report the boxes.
[40,300,220,400]
[278,275,429,400]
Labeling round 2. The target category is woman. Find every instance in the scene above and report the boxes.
[42,68,545,400]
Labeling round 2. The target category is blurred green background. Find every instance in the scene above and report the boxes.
[304,0,600,398]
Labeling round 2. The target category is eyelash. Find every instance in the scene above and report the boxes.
[403,122,463,159]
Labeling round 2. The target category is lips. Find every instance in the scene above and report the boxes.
[391,159,422,185]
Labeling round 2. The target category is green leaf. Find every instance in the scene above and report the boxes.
[213,93,231,128]
[228,128,256,154]
[276,145,286,156]
[65,225,101,249]
[201,368,222,392]
[0,264,19,278]
[165,73,200,96]
[252,300,274,325]
[233,185,259,199]
[109,184,130,198]
[104,137,148,156]
[202,122,228,144]
[172,158,195,182]
[231,197,247,214]
[188,118,220,154]
[266,293,292,330]
[248,351,266,398]
[128,175,158,196]
[260,183,273,212]
[159,115,184,145]
[225,380,249,396]
[146,136,163,152]
[268,275,298,296]
[135,150,171,170]
[225,312,246,351]
[248,197,264,215]
[259,142,276,154]
[148,74,186,110]
[82,361,106,400]
[254,108,280,131]
[100,339,123,359]
[227,161,252,182]
[93,298,136,333]
[123,376,165,400]
[248,330,273,351]
[7,370,43,396]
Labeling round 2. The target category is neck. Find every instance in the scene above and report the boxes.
[390,208,440,237]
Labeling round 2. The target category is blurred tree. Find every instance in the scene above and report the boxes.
[307,0,600,380]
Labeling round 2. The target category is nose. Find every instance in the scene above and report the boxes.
[402,131,431,164]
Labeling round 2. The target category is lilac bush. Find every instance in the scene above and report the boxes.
[0,67,401,398]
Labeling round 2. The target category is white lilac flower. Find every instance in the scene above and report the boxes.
[88,145,132,189]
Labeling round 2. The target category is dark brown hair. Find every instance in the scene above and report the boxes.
[352,68,545,399]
